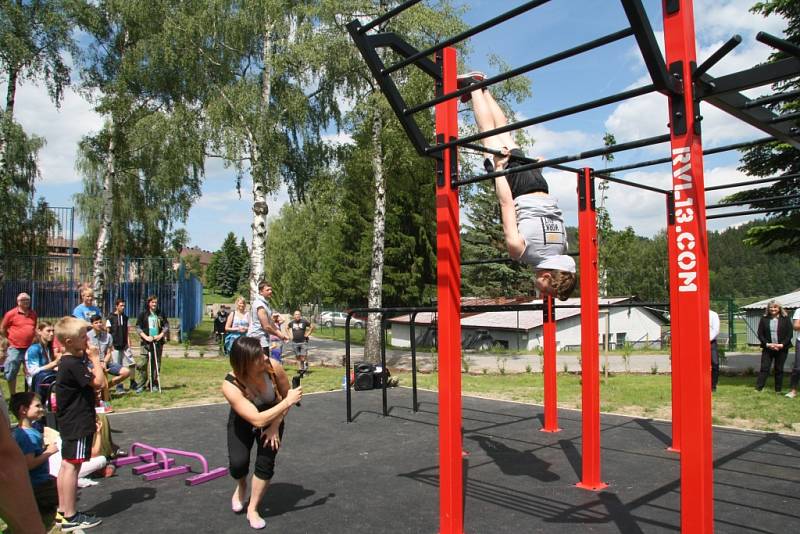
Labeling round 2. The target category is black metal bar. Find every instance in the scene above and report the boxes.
[428,85,657,155]
[380,314,388,417]
[410,311,418,412]
[461,142,585,174]
[405,27,635,114]
[345,315,352,423]
[757,31,800,59]
[602,136,775,174]
[620,0,676,92]
[706,205,799,220]
[700,57,800,96]
[707,193,800,210]
[591,171,670,194]
[454,134,671,187]
[357,0,423,34]
[769,111,800,124]
[382,0,552,76]
[694,35,742,79]
[743,89,800,109]
[705,172,800,192]
[461,257,513,266]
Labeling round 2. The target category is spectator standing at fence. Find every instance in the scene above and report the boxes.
[25,322,59,398]
[1,292,38,395]
[755,300,793,392]
[135,296,169,393]
[786,307,800,399]
[72,288,102,323]
[106,299,135,391]
[287,311,314,372]
[709,310,720,392]
[225,297,251,354]
[247,281,289,355]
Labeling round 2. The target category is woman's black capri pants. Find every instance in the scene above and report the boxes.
[227,408,284,480]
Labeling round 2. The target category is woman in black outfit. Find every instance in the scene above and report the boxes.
[222,336,301,530]
[755,300,793,392]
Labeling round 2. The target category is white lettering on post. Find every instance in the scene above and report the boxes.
[672,146,697,292]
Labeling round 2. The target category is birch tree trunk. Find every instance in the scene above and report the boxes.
[0,67,19,181]
[248,27,273,299]
[92,128,115,300]
[364,111,386,362]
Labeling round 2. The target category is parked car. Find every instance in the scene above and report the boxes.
[319,311,364,328]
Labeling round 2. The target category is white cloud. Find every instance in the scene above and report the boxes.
[525,124,602,159]
[2,81,104,185]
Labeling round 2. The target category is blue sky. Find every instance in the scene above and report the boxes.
[6,0,787,251]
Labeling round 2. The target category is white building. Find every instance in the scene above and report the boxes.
[389,297,667,352]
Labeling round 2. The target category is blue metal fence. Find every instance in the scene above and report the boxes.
[1,256,203,340]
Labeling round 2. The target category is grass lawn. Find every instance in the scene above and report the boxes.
[4,361,796,435]
[313,326,367,345]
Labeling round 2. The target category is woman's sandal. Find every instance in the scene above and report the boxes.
[248,515,266,530]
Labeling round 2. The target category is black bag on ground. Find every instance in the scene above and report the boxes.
[373,366,390,389]
[354,362,376,391]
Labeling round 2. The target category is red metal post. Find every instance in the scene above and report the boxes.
[662,1,714,532]
[666,196,681,453]
[576,168,607,491]
[434,46,463,534]
[541,295,561,432]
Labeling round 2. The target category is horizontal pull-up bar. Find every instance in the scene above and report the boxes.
[769,111,800,124]
[382,0,551,76]
[428,84,657,154]
[743,89,800,109]
[591,171,670,195]
[707,193,800,210]
[405,27,634,115]
[706,204,799,220]
[462,252,579,266]
[454,134,671,187]
[356,0,422,34]
[601,136,775,174]
[461,143,579,174]
[757,31,800,59]
[705,172,800,192]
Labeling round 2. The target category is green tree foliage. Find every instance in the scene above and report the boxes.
[726,0,800,255]
[215,232,244,297]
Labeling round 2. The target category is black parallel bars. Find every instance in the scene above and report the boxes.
[769,111,800,124]
[707,193,800,210]
[454,134,671,187]
[405,27,635,114]
[357,0,422,34]
[743,89,800,109]
[592,171,670,194]
[382,0,552,75]
[707,205,799,220]
[602,136,775,174]
[428,85,658,155]
[757,31,800,59]
[705,172,800,191]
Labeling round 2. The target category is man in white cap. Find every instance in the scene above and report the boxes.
[1,292,38,395]
[460,72,577,300]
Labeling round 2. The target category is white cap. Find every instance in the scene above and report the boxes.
[537,255,576,273]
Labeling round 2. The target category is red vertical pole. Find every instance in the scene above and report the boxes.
[541,295,561,432]
[434,46,463,534]
[662,1,714,532]
[667,195,681,453]
[576,168,607,491]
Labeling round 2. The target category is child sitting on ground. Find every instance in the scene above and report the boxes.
[10,392,60,529]
[460,72,577,300]
[54,316,105,531]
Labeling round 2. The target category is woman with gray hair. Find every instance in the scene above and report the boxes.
[755,300,793,392]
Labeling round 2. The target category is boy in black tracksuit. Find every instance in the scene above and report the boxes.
[54,316,105,531]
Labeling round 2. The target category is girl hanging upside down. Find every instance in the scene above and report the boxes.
[459,71,577,300]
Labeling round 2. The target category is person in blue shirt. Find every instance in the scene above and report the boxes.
[10,392,59,529]
[25,321,59,398]
[72,288,102,323]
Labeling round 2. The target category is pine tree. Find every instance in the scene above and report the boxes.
[216,233,242,297]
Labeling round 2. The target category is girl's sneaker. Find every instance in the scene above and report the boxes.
[456,71,487,102]
[786,390,797,398]
[61,511,102,531]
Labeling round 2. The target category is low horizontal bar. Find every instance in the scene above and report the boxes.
[592,171,670,194]
[602,136,775,174]
[743,89,800,109]
[769,111,800,124]
[694,35,742,79]
[707,193,800,209]
[757,31,800,59]
[357,0,422,34]
[405,27,634,114]
[706,205,799,220]
[455,134,671,187]
[428,85,657,155]
[461,257,513,266]
[383,0,551,76]
[705,172,800,191]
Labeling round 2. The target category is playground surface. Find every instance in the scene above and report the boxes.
[78,388,799,533]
